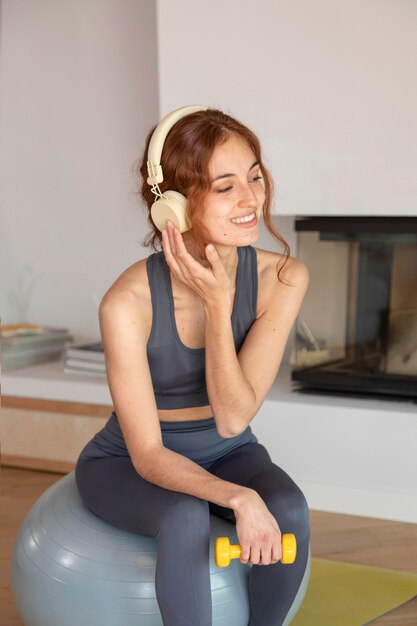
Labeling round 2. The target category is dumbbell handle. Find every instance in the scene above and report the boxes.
[215,533,297,568]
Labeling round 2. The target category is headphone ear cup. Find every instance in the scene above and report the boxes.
[150,190,191,233]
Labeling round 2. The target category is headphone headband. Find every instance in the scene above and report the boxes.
[147,105,209,185]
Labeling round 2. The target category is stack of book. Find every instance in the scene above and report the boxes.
[1,323,73,371]
[64,341,106,377]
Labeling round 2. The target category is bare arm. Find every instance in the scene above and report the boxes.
[204,258,309,437]
[139,446,253,511]
[203,300,257,438]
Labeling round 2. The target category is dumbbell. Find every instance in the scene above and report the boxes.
[215,533,297,568]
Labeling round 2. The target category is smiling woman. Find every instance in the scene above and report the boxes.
[138,107,291,284]
[75,105,310,626]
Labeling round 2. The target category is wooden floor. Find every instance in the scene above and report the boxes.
[2,466,417,625]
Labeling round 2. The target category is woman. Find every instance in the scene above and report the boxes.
[75,106,310,626]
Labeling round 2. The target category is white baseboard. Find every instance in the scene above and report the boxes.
[301,479,417,524]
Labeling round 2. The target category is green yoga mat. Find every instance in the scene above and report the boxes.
[291,558,417,626]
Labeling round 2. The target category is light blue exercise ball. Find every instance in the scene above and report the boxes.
[12,472,310,625]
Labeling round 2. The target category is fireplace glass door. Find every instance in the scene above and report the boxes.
[292,217,417,401]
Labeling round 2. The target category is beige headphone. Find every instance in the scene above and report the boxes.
[146,104,264,234]
[146,105,208,233]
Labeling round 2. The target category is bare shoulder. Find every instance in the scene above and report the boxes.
[254,246,308,284]
[253,246,309,315]
[99,257,153,331]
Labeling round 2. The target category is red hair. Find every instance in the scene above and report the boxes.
[135,108,290,283]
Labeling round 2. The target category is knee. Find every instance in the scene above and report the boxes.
[267,484,310,542]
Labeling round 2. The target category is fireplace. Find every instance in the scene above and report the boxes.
[291,216,417,402]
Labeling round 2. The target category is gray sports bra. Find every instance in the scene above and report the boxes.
[146,245,258,409]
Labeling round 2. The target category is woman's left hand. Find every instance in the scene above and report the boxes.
[162,219,231,308]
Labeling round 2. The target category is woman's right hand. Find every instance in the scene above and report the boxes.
[233,490,282,566]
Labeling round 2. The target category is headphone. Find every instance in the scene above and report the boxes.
[146,105,207,233]
[146,104,264,234]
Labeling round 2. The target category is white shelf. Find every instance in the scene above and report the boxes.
[2,359,112,405]
[3,358,415,415]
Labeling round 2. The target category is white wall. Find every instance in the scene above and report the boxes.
[155,0,417,524]
[157,0,417,217]
[1,0,159,338]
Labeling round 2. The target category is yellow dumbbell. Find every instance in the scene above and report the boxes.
[215,533,297,568]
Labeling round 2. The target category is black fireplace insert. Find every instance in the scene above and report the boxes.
[291,216,417,402]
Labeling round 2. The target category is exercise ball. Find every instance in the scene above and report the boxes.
[12,472,310,626]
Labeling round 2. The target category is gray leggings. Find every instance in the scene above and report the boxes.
[75,435,310,626]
